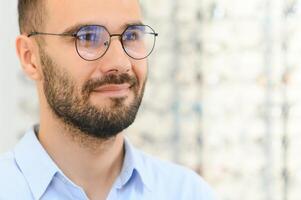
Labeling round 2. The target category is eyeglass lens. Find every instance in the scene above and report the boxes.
[75,25,156,61]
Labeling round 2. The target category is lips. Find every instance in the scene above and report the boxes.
[93,83,131,91]
[92,83,132,97]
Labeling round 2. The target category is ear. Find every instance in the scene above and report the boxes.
[16,35,42,81]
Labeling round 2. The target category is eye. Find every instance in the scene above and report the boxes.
[123,30,143,41]
[77,32,99,42]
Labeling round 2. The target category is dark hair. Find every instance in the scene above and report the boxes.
[18,0,45,34]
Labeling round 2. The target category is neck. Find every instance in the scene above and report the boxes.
[38,111,125,199]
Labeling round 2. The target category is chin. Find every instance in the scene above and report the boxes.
[91,95,132,107]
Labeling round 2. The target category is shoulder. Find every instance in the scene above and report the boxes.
[138,150,217,199]
[0,151,33,199]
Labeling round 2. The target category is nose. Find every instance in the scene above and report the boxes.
[98,36,132,75]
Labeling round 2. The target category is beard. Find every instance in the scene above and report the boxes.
[39,48,146,140]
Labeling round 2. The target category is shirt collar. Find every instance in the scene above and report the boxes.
[13,125,154,199]
[14,126,59,200]
[116,137,153,191]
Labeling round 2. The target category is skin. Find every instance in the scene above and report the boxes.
[15,0,147,199]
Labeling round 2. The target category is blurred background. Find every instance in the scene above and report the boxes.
[1,0,301,200]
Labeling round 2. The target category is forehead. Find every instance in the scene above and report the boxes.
[45,0,142,32]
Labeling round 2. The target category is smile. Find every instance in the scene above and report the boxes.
[92,83,132,98]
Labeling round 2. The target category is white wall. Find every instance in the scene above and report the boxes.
[0,1,23,152]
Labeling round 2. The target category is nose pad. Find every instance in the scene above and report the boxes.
[104,41,110,48]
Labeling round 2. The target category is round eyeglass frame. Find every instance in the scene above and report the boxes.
[28,24,158,61]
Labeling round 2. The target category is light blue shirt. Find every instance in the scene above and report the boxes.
[0,126,217,200]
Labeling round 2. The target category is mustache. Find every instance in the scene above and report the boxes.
[82,73,138,95]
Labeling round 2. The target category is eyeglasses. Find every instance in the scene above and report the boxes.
[28,24,158,61]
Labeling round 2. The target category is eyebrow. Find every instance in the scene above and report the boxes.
[62,21,145,35]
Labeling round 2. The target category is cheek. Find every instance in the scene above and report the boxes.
[48,48,96,90]
[132,60,148,87]
[48,38,94,76]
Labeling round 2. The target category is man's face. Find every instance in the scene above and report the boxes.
[38,0,147,139]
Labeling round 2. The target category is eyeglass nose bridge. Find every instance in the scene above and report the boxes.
[111,33,124,41]
[110,34,122,38]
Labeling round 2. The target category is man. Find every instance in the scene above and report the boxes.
[0,0,216,199]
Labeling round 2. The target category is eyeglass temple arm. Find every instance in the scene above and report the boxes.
[147,32,158,36]
[27,32,76,38]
